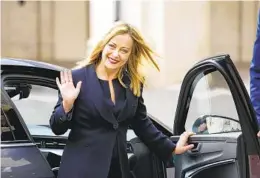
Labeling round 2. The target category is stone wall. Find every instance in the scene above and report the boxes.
[1,1,259,86]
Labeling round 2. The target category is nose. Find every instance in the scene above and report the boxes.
[112,50,119,58]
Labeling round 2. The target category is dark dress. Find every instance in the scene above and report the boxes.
[98,78,126,178]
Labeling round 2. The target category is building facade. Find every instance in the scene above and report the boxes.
[1,1,259,87]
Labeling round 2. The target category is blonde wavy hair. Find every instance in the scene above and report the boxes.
[78,21,159,97]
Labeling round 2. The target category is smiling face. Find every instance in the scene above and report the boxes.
[101,33,133,71]
[85,22,159,96]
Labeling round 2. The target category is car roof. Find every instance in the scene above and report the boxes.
[1,57,65,71]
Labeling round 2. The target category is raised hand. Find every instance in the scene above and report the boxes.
[56,70,82,112]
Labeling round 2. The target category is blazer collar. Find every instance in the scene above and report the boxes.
[117,71,137,122]
[87,64,137,124]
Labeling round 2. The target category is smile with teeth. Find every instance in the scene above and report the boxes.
[108,57,119,64]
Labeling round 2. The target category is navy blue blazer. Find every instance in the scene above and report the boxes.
[250,9,260,127]
[49,64,176,178]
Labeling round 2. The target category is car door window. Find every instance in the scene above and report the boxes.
[4,82,69,136]
[185,71,241,134]
[1,90,29,142]
[10,85,56,125]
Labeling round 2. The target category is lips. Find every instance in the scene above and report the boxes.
[108,57,119,64]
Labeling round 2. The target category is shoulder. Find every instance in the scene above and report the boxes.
[71,64,93,78]
[70,64,96,86]
[71,67,85,80]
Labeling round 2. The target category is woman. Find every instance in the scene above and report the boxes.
[50,21,194,178]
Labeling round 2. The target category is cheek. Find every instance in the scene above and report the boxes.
[102,47,112,58]
[119,57,129,66]
[102,49,108,58]
[121,59,127,65]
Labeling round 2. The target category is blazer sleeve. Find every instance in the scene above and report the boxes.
[130,88,176,161]
[250,9,260,128]
[49,90,74,135]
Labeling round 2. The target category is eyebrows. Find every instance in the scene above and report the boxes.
[109,41,131,50]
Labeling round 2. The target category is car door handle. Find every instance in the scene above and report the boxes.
[187,143,202,155]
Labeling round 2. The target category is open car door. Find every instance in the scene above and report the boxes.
[171,55,260,178]
[1,59,65,176]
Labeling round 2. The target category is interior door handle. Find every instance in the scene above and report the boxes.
[187,143,202,155]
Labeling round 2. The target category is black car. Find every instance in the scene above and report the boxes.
[1,55,260,178]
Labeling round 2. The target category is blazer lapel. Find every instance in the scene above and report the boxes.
[87,64,117,124]
[117,73,138,122]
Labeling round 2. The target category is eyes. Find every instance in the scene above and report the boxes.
[107,43,129,54]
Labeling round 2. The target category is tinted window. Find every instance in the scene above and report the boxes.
[4,83,69,136]
[1,91,29,142]
[10,85,57,126]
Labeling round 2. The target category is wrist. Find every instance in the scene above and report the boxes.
[173,146,178,155]
[173,148,179,155]
[62,100,74,113]
[173,143,181,155]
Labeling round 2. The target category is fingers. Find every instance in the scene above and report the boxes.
[176,131,195,149]
[183,144,194,152]
[76,81,82,93]
[174,144,195,154]
[60,71,65,84]
[68,70,73,83]
[184,131,195,136]
[64,70,69,83]
[257,131,260,137]
[180,131,195,140]
[60,70,73,84]
[175,131,197,154]
[177,144,194,154]
[56,77,61,89]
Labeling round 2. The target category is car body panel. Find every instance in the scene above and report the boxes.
[1,143,54,178]
[1,58,63,81]
[1,58,65,71]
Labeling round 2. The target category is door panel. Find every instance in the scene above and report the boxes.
[1,144,55,178]
[185,161,237,178]
[173,55,260,178]
[171,135,239,178]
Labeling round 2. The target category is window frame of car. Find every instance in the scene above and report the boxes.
[173,55,260,155]
[1,74,58,142]
[1,88,33,144]
[184,70,242,135]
